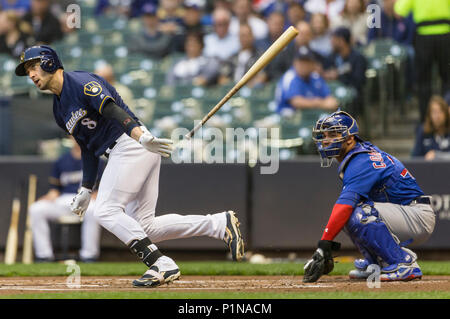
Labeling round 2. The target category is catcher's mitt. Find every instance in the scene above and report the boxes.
[303,240,340,283]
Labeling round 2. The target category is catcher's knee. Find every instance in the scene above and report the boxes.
[346,203,379,235]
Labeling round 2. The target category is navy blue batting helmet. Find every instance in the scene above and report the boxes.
[15,45,63,76]
[312,110,360,167]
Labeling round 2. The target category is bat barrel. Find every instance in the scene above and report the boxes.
[184,26,298,139]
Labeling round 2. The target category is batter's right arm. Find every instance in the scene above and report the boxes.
[101,101,173,157]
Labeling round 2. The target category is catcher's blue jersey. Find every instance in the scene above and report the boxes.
[336,142,424,206]
[52,71,139,157]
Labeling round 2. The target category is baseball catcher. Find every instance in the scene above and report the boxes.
[303,111,435,283]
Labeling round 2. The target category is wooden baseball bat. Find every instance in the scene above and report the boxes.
[4,198,21,265]
[22,174,37,264]
[185,26,299,139]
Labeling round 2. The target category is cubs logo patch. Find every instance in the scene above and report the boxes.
[84,81,102,97]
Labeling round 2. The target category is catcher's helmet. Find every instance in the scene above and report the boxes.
[312,110,360,167]
[15,45,63,76]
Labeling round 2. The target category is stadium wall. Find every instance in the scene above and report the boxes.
[0,159,449,251]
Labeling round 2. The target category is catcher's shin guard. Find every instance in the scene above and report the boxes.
[345,204,414,268]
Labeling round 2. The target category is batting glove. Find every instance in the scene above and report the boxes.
[139,131,173,158]
[70,187,92,219]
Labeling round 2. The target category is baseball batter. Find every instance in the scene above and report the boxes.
[16,45,244,287]
[303,111,435,283]
[29,138,101,262]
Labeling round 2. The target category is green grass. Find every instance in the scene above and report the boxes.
[1,291,449,299]
[1,261,450,277]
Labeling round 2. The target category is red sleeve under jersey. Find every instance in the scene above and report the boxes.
[321,203,354,241]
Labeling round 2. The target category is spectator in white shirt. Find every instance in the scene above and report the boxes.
[309,12,333,58]
[304,0,346,21]
[167,31,220,86]
[330,0,369,46]
[229,0,269,41]
[203,7,240,61]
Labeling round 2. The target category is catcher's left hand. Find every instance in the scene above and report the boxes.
[303,240,340,283]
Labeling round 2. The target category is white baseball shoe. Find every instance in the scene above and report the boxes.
[349,258,372,280]
[133,256,181,288]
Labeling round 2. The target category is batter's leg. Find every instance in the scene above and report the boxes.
[79,199,101,261]
[126,151,243,260]
[94,134,179,287]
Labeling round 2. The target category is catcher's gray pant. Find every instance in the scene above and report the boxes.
[94,133,227,246]
[29,194,100,260]
[374,201,436,246]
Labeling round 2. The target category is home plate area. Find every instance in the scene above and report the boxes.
[0,276,449,294]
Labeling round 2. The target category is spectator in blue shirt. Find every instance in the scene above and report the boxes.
[0,0,30,15]
[412,95,450,160]
[275,46,338,114]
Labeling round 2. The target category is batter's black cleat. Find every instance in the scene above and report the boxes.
[223,211,245,261]
[133,256,181,288]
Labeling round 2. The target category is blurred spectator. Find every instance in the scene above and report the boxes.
[95,0,159,18]
[203,7,240,61]
[157,0,185,35]
[395,0,450,122]
[309,13,333,58]
[229,0,268,41]
[294,20,326,67]
[330,0,369,46]
[166,31,220,86]
[323,27,367,116]
[275,46,338,115]
[254,0,288,18]
[95,0,131,17]
[213,0,233,11]
[219,24,261,86]
[304,0,345,21]
[128,4,174,59]
[56,1,81,35]
[367,0,414,46]
[0,0,30,15]
[412,95,450,160]
[255,11,295,83]
[0,10,34,57]
[286,1,308,26]
[22,0,63,44]
[94,63,135,111]
[50,0,75,16]
[173,0,211,53]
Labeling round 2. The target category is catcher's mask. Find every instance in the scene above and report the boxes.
[312,111,360,167]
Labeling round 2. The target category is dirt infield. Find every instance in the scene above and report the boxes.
[0,275,449,295]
